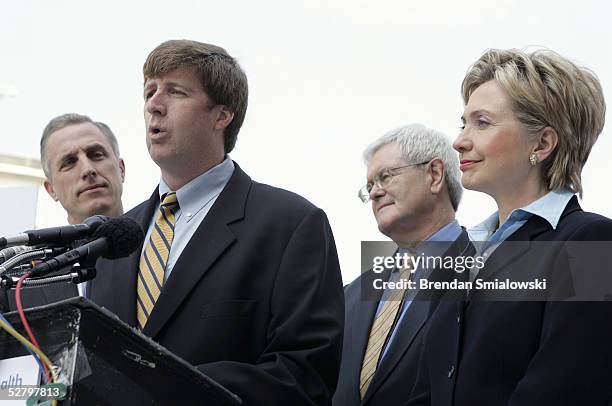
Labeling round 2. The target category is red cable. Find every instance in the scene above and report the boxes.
[15,272,52,383]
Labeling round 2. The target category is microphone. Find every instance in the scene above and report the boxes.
[0,215,109,248]
[27,216,144,278]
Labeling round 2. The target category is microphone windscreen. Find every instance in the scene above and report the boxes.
[92,217,144,259]
[83,215,110,231]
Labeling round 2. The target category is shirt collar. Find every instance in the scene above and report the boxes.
[425,219,462,242]
[397,219,462,259]
[158,156,235,219]
[520,188,574,229]
[470,188,575,235]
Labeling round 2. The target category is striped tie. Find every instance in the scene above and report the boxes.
[359,263,413,398]
[136,192,179,329]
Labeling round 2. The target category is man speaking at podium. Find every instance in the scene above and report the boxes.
[88,39,344,405]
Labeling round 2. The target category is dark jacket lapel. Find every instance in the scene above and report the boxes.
[345,267,390,403]
[142,164,250,339]
[363,299,430,404]
[469,196,582,296]
[98,190,157,326]
[363,230,472,403]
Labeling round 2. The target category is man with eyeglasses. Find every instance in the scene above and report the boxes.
[333,123,470,405]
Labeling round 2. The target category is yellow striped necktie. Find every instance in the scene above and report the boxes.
[359,264,413,399]
[136,192,179,329]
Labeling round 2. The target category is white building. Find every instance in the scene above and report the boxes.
[0,154,46,233]
[0,153,44,186]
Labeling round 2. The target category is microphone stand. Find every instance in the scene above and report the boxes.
[0,247,70,276]
[0,267,96,290]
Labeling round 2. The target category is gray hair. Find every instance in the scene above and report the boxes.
[40,113,120,177]
[363,123,463,211]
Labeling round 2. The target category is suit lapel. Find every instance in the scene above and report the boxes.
[363,231,472,403]
[468,196,582,301]
[363,299,429,404]
[109,192,158,326]
[346,268,389,403]
[142,165,250,339]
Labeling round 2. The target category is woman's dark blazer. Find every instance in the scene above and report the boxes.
[406,196,612,406]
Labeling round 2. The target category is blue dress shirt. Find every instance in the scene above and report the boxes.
[468,188,574,281]
[141,156,235,282]
[378,219,462,360]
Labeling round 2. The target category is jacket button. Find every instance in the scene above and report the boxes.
[457,315,460,324]
[448,365,455,378]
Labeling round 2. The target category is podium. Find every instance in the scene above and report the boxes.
[0,297,242,405]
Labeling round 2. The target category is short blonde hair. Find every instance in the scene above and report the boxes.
[462,48,606,197]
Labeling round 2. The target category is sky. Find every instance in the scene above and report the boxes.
[1,0,611,282]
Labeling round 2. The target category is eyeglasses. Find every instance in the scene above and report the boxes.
[358,161,430,203]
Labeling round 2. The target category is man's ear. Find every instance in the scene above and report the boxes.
[119,158,126,183]
[428,159,446,194]
[532,126,558,162]
[43,178,58,201]
[215,105,235,131]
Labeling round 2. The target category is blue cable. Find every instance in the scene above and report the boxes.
[0,312,49,385]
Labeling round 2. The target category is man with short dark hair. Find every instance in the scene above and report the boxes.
[89,40,344,405]
[41,113,125,224]
[4,114,125,309]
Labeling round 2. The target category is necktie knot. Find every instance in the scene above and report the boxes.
[160,192,179,212]
[398,257,415,279]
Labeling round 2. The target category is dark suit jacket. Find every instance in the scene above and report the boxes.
[333,229,472,406]
[406,196,612,406]
[88,163,345,406]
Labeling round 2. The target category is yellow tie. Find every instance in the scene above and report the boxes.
[136,192,179,329]
[359,264,413,398]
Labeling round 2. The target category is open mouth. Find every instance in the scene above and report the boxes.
[149,127,168,139]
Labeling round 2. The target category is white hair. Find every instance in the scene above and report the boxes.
[363,123,463,210]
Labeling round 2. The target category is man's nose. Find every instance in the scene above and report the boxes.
[369,183,385,201]
[80,159,97,179]
[145,91,167,116]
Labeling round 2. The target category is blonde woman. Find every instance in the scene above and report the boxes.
[407,48,612,406]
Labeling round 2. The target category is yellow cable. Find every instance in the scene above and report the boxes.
[0,318,58,382]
